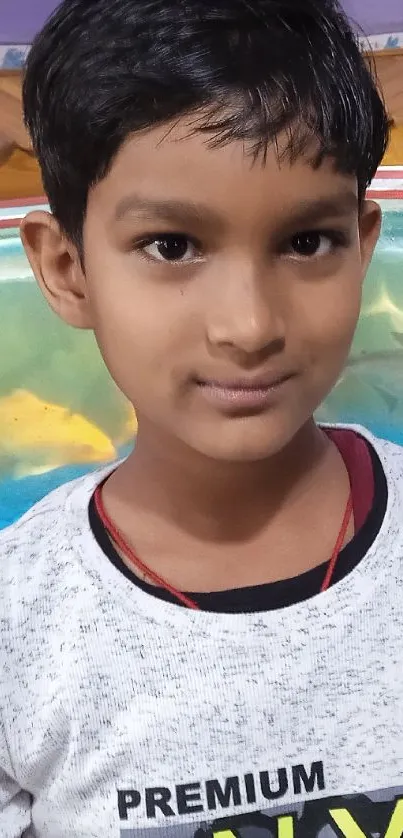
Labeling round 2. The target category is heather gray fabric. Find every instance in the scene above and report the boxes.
[0,425,402,837]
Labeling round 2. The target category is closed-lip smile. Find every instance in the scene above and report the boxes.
[195,370,296,412]
[197,370,295,390]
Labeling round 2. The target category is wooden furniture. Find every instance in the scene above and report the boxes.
[0,51,403,201]
[365,49,403,165]
[367,49,403,126]
[0,71,42,200]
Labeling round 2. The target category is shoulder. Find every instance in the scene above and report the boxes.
[332,423,403,505]
[0,465,114,594]
[0,465,119,698]
[358,426,403,475]
[326,423,403,469]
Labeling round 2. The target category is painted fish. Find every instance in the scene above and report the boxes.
[0,389,116,477]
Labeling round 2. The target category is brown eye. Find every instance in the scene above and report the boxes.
[142,234,199,263]
[287,229,350,260]
[290,232,325,257]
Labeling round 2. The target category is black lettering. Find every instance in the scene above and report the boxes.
[145,787,175,818]
[117,789,141,820]
[176,782,204,815]
[244,773,257,804]
[292,761,325,795]
[206,777,241,811]
[260,768,288,801]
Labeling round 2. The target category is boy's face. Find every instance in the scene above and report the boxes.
[22,119,381,463]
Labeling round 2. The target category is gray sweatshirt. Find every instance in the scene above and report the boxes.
[0,426,402,838]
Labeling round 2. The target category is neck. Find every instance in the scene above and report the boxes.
[110,419,330,543]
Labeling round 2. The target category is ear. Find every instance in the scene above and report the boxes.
[359,200,382,275]
[20,211,94,329]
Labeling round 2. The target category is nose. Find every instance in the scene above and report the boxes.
[206,257,286,359]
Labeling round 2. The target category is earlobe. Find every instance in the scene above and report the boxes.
[20,211,94,329]
[359,200,382,274]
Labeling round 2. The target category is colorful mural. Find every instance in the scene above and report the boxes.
[1,35,402,72]
[2,0,402,51]
[0,182,402,529]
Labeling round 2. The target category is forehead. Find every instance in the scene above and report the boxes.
[88,118,358,225]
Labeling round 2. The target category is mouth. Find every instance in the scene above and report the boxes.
[195,371,296,412]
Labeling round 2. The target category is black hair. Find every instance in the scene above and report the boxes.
[23,0,390,248]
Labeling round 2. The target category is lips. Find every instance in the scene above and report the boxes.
[195,371,296,412]
[196,371,294,391]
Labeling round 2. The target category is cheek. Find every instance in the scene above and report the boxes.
[84,262,198,401]
[298,265,362,371]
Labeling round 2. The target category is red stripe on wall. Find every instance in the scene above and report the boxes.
[0,196,47,209]
[373,170,403,180]
[366,189,403,199]
[0,218,22,230]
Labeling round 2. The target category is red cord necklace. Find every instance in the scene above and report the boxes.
[94,484,353,610]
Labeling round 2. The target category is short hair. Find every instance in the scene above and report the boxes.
[23,0,390,248]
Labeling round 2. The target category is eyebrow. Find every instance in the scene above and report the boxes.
[113,190,358,228]
[114,195,223,227]
[281,192,358,229]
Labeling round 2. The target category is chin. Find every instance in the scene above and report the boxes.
[188,416,299,463]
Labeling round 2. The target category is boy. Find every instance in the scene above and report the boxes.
[0,0,401,835]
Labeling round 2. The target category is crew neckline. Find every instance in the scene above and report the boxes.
[65,424,402,639]
[88,429,384,612]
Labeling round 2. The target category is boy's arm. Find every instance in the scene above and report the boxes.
[0,788,31,837]
[0,532,33,835]
[0,760,32,836]
[0,722,32,835]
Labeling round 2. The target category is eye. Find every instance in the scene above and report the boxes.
[288,231,342,259]
[140,234,201,264]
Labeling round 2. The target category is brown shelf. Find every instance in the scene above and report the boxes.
[1,51,403,203]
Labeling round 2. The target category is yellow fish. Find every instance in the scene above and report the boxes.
[0,389,116,477]
[116,408,138,447]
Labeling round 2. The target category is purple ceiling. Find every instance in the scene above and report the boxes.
[0,0,402,43]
